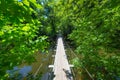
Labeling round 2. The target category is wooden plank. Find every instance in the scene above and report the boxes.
[53,37,73,80]
[49,65,54,68]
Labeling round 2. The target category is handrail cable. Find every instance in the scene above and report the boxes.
[66,42,94,80]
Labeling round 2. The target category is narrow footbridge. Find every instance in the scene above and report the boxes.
[49,37,73,80]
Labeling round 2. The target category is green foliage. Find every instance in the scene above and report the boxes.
[49,0,120,79]
[0,0,48,79]
[68,0,120,79]
[1,0,120,79]
[37,0,120,79]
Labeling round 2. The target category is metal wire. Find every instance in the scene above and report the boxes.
[66,42,94,80]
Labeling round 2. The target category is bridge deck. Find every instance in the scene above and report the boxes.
[53,37,73,80]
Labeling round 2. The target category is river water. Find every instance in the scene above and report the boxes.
[7,49,54,79]
[7,43,85,80]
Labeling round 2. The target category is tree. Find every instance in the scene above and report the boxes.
[0,0,48,79]
[68,0,120,79]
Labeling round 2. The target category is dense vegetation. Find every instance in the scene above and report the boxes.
[0,0,49,79]
[0,0,120,79]
[67,0,120,79]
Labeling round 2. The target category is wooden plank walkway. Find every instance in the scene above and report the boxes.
[53,37,73,80]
